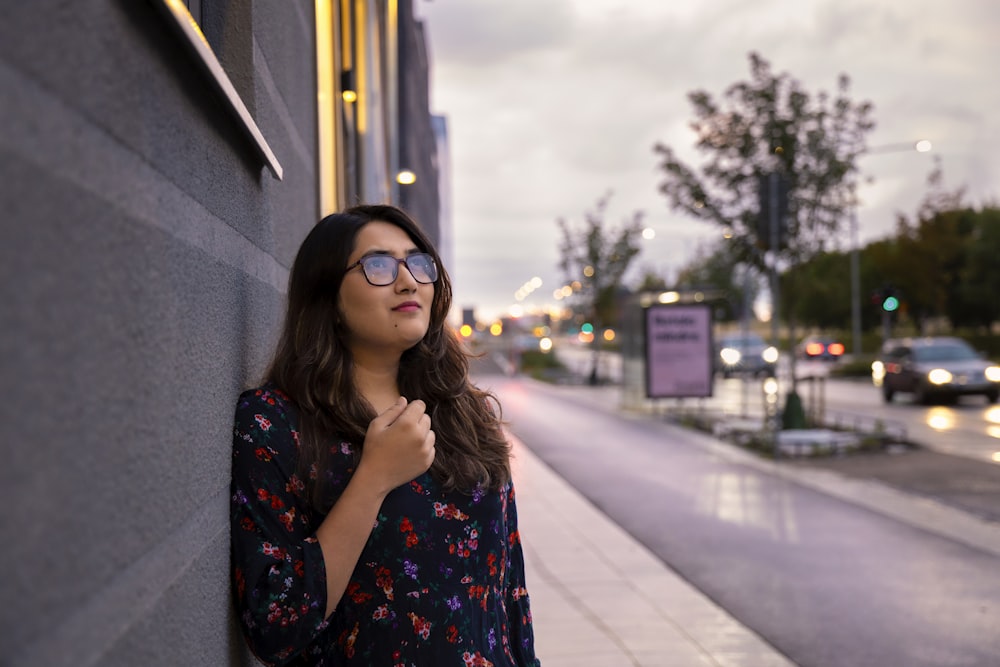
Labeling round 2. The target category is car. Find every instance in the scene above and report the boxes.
[871,336,1000,404]
[797,335,845,361]
[715,332,779,377]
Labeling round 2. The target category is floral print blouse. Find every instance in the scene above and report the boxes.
[231,385,540,666]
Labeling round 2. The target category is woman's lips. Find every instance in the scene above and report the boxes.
[392,301,420,312]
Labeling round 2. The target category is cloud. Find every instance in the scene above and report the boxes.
[421,0,1000,321]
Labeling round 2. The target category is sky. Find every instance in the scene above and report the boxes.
[416,0,1000,324]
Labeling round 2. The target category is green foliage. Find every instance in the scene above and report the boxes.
[557,193,644,330]
[674,240,748,322]
[653,52,875,272]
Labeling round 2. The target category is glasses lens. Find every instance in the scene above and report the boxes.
[406,254,438,283]
[360,256,398,286]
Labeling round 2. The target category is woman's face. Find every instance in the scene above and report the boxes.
[338,221,435,359]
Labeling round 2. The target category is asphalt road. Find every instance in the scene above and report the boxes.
[473,368,1000,667]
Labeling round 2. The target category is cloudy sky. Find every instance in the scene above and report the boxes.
[417,0,1000,323]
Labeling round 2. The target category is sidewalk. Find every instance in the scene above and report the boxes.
[502,377,1000,667]
[509,434,794,667]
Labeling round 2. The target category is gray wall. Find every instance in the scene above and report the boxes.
[0,1,318,664]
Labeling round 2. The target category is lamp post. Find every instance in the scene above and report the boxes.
[849,139,932,357]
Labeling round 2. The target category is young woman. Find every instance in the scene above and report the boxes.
[230,205,540,666]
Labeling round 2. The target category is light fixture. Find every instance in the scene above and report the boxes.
[396,169,416,185]
[340,70,357,103]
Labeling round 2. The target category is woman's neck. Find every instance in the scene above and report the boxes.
[351,352,401,414]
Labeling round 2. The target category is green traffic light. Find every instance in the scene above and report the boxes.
[882,296,899,312]
[581,322,594,334]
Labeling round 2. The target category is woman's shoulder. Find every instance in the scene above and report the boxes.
[235,382,299,427]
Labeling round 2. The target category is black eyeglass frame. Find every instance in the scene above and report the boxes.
[346,252,439,286]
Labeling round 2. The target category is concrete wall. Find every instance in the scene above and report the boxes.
[0,2,318,664]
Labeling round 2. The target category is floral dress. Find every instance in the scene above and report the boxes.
[231,385,540,667]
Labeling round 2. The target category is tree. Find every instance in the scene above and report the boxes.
[869,162,971,334]
[557,193,644,384]
[957,207,1000,331]
[654,52,875,403]
[674,240,748,323]
[653,52,875,271]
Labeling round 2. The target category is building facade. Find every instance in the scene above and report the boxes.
[0,1,441,665]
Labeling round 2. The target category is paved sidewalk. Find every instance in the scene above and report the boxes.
[509,434,794,667]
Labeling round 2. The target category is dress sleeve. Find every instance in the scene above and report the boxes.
[503,482,541,667]
[230,389,330,666]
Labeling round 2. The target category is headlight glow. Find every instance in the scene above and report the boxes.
[927,368,953,385]
[985,366,1000,382]
[720,348,742,365]
[762,346,779,363]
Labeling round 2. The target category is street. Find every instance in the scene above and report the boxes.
[553,341,1000,464]
[471,364,1000,667]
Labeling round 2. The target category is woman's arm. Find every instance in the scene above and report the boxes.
[502,482,541,667]
[313,396,436,616]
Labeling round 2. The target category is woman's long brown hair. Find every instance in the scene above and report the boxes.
[266,205,510,510]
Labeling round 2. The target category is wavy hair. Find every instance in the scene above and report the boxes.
[266,205,510,509]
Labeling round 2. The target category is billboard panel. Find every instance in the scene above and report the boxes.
[644,304,714,398]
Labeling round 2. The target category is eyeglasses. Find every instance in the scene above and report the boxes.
[346,252,439,286]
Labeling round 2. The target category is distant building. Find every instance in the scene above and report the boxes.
[1,2,441,664]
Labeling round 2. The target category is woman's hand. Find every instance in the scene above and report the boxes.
[358,397,436,494]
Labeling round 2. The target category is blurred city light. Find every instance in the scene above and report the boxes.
[658,291,680,304]
[538,337,553,352]
[642,227,656,240]
[603,328,616,342]
[395,169,416,185]
[459,324,473,337]
[490,322,503,336]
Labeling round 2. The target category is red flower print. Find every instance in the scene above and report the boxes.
[487,552,498,577]
[433,501,469,520]
[257,488,270,501]
[253,414,272,431]
[346,582,373,604]
[462,650,494,667]
[400,517,413,533]
[279,509,295,531]
[253,447,272,461]
[446,624,459,643]
[407,612,432,640]
[372,604,390,621]
[293,560,305,577]
[261,542,287,560]
[406,532,419,548]
[338,622,359,659]
[375,566,394,600]
[240,517,255,532]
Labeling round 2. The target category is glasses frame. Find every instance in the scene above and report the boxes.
[346,252,438,287]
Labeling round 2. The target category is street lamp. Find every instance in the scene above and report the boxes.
[849,139,932,357]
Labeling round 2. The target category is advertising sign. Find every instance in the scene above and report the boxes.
[644,304,713,398]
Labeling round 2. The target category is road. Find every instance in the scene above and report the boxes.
[471,367,1000,667]
[553,341,1000,464]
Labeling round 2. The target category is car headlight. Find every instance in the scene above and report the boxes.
[927,368,953,385]
[720,348,742,365]
[986,366,1000,382]
[762,346,779,363]
[871,360,885,384]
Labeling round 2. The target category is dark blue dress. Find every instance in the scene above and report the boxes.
[231,385,540,666]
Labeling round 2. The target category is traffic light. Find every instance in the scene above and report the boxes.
[756,172,789,250]
[882,295,899,312]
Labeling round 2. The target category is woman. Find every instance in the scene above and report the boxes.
[230,204,540,666]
